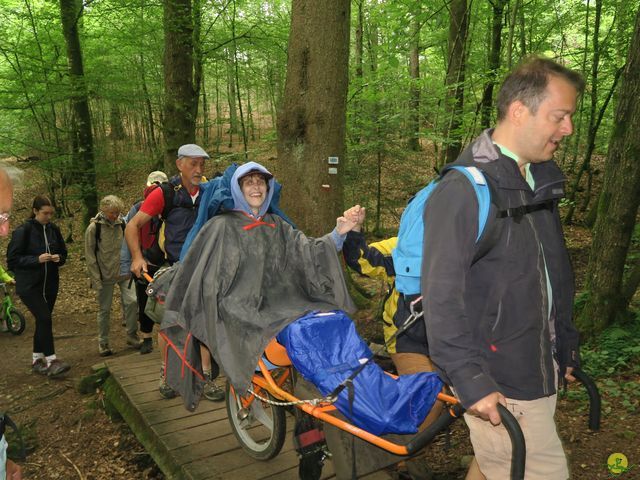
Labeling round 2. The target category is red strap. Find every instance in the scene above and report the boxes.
[238,211,276,230]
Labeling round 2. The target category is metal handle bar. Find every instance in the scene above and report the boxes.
[571,368,601,431]
[405,403,526,480]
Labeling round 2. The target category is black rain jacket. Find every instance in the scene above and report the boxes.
[7,219,67,297]
[421,130,580,409]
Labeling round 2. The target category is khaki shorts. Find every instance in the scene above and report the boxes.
[464,394,569,480]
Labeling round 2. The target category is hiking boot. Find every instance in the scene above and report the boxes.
[0,319,7,332]
[203,374,225,402]
[140,338,153,355]
[46,359,71,378]
[31,358,48,375]
[159,369,177,399]
[99,343,113,357]
[126,333,142,349]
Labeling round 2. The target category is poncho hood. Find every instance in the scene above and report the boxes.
[230,161,275,217]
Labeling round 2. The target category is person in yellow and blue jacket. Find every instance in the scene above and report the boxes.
[341,206,443,430]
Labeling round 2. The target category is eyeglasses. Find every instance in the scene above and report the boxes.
[0,213,9,224]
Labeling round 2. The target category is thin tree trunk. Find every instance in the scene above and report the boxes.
[480,0,506,130]
[407,11,421,151]
[440,0,470,167]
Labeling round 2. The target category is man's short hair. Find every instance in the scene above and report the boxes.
[496,56,585,121]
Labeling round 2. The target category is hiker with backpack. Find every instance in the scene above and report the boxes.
[85,195,140,356]
[125,144,225,402]
[122,170,169,355]
[419,57,583,479]
[7,195,70,377]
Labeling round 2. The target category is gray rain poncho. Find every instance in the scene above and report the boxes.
[161,164,355,410]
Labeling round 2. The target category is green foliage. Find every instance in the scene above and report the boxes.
[580,320,640,378]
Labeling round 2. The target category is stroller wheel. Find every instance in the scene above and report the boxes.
[225,379,286,460]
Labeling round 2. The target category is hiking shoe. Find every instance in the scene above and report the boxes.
[203,375,225,402]
[140,338,153,355]
[31,358,48,375]
[0,319,7,332]
[99,344,113,357]
[126,334,142,349]
[46,359,71,378]
[159,370,177,399]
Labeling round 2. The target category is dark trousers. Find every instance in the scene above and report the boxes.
[19,287,57,356]
[135,280,155,334]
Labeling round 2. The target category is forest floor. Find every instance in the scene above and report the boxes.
[0,157,638,480]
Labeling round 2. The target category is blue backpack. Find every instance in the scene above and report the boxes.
[392,165,491,295]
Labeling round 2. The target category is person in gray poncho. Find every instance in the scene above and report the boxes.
[161,162,358,410]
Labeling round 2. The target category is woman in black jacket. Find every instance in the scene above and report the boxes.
[7,195,70,377]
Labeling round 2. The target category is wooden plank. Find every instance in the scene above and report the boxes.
[152,408,228,435]
[160,418,233,450]
[204,449,300,480]
[184,442,296,480]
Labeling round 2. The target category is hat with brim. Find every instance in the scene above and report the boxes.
[177,144,210,159]
[146,170,168,186]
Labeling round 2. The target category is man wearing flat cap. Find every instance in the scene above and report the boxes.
[125,144,224,402]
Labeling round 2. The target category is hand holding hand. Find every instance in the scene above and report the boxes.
[467,391,507,426]
[343,205,366,232]
[38,253,52,263]
[335,216,358,236]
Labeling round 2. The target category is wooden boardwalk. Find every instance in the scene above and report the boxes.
[104,352,392,480]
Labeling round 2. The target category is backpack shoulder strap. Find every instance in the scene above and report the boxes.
[445,165,491,241]
[159,182,176,220]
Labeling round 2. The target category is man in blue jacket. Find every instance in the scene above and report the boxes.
[421,57,583,479]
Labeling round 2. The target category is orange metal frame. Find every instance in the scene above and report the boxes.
[237,356,459,456]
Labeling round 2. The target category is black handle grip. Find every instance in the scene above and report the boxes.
[405,404,463,455]
[406,403,525,480]
[571,368,601,431]
[498,403,526,480]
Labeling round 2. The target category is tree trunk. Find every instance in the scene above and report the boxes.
[276,0,351,236]
[163,0,196,168]
[480,0,506,130]
[407,11,421,151]
[563,0,602,225]
[576,7,640,337]
[58,0,97,225]
[440,0,470,167]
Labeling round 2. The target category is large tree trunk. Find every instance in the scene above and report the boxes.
[58,0,97,225]
[440,0,470,167]
[576,6,640,337]
[276,0,350,236]
[163,0,196,168]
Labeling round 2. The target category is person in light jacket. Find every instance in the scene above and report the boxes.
[85,195,139,356]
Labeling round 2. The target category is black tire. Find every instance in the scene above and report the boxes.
[6,307,26,335]
[225,379,286,460]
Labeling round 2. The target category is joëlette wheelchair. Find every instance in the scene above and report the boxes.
[223,331,594,480]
